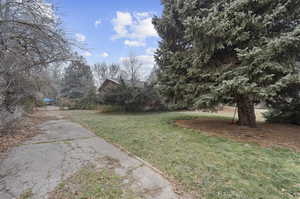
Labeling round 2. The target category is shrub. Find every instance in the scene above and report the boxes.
[0,106,24,135]
[102,81,165,112]
[265,82,300,125]
[35,99,46,107]
[96,105,124,113]
[103,86,145,112]
[58,98,75,109]
[21,97,35,113]
[73,88,97,110]
[264,108,300,125]
[58,88,97,110]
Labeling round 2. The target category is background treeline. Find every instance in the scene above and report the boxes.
[60,53,164,112]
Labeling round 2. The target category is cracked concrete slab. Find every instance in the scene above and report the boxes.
[0,111,181,199]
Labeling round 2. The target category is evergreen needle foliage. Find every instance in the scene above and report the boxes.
[61,55,96,109]
[153,0,300,127]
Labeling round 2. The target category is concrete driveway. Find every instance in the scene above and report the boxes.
[0,110,180,199]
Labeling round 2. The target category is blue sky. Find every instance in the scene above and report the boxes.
[50,0,163,76]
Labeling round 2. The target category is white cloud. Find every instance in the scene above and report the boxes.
[138,55,155,79]
[83,51,92,57]
[124,40,146,47]
[112,11,133,39]
[95,19,102,28]
[137,55,155,67]
[135,12,151,18]
[75,33,86,42]
[120,55,154,68]
[131,17,158,39]
[100,52,109,58]
[111,11,158,41]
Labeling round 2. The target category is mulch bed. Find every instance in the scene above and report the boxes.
[176,118,300,152]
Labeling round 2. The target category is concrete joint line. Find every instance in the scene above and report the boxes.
[19,136,97,146]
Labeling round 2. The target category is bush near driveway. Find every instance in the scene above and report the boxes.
[103,80,165,112]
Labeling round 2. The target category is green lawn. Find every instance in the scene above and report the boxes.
[66,111,300,199]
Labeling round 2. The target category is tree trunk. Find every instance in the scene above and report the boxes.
[236,95,257,128]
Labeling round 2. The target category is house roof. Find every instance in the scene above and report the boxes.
[98,78,145,92]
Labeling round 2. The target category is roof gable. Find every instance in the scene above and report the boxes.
[99,78,146,92]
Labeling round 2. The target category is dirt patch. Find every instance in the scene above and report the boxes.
[176,118,300,152]
[0,111,56,154]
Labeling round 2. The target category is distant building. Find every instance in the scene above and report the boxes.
[98,78,164,111]
[98,78,145,95]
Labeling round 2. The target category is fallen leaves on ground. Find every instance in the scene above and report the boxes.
[0,111,55,154]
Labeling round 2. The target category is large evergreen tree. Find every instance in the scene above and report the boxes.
[61,55,95,99]
[154,0,300,127]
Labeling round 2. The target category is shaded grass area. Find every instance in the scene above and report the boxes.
[67,111,300,199]
[49,165,141,199]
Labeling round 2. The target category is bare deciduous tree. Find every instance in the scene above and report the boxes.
[122,54,142,84]
[92,62,120,86]
[0,0,71,132]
